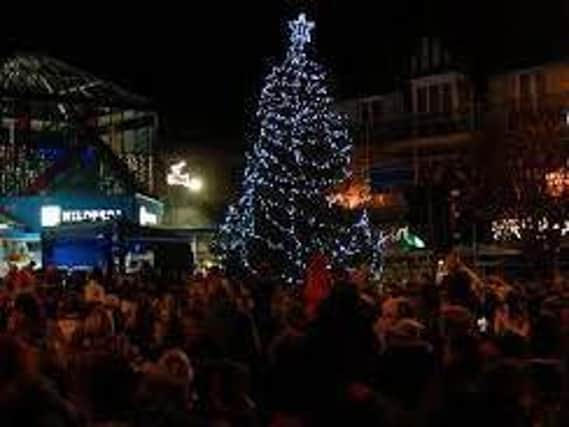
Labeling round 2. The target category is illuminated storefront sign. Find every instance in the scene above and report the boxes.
[139,206,158,226]
[41,206,123,227]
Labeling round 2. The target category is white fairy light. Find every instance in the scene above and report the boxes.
[289,13,315,50]
[214,13,383,281]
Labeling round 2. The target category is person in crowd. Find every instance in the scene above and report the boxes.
[84,275,106,306]
[199,360,258,427]
[0,256,564,427]
[0,334,80,427]
[494,291,531,338]
[133,368,196,427]
[71,352,136,427]
[157,348,196,407]
[7,293,47,348]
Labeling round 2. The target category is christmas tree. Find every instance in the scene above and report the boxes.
[335,209,385,275]
[217,14,376,281]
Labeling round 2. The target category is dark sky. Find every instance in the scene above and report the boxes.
[2,1,568,148]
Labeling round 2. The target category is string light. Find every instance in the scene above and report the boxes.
[336,209,384,273]
[214,14,384,281]
[545,168,569,198]
[492,217,569,241]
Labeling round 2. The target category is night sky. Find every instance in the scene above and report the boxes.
[2,1,568,150]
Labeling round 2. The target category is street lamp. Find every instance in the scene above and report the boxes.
[188,176,204,193]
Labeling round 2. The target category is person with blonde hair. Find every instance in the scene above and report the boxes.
[158,348,196,406]
[84,278,105,305]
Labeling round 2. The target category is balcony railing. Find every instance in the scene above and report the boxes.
[488,94,569,135]
[356,92,569,145]
[364,109,479,143]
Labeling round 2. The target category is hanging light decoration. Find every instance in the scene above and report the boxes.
[545,167,569,198]
[328,176,404,210]
[328,177,372,209]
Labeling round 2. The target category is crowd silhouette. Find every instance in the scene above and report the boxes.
[0,258,567,426]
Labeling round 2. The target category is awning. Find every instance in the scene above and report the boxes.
[41,220,214,244]
[0,211,23,228]
[0,230,40,242]
[0,211,38,241]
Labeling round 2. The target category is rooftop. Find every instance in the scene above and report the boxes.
[0,53,150,109]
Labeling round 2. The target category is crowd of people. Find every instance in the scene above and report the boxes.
[0,256,567,427]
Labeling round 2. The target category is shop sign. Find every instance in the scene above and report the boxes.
[41,206,123,227]
[139,206,158,226]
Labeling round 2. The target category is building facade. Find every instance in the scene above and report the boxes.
[340,37,569,250]
[0,53,164,270]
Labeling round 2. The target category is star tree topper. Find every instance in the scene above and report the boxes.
[289,13,315,50]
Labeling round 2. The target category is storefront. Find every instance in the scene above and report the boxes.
[0,53,178,273]
[0,191,163,270]
[1,192,162,232]
[41,222,198,277]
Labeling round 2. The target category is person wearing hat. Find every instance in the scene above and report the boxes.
[84,278,105,305]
